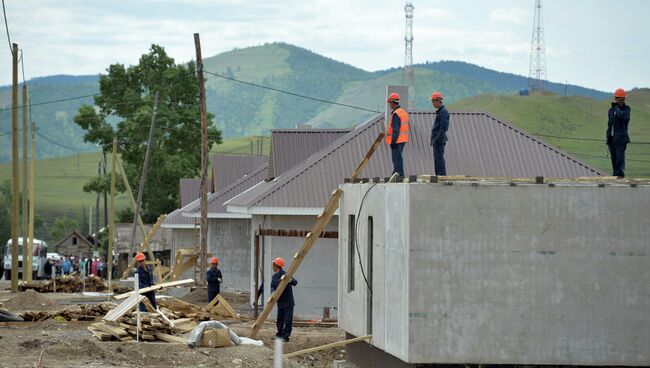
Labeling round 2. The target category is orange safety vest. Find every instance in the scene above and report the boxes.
[385,107,409,144]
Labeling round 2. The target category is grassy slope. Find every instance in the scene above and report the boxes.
[449,90,650,177]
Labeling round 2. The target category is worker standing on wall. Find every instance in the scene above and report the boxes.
[206,257,223,303]
[606,88,631,178]
[430,91,449,176]
[135,252,157,312]
[385,92,409,177]
[271,257,298,342]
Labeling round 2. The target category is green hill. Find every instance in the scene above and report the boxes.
[0,43,615,162]
[449,89,650,177]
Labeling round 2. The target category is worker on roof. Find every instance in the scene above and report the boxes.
[135,252,157,312]
[206,257,223,303]
[271,257,298,342]
[430,91,450,176]
[606,88,631,178]
[385,92,409,177]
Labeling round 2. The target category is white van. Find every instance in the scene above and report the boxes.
[3,237,48,280]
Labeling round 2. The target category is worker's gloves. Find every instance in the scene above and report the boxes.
[217,278,222,283]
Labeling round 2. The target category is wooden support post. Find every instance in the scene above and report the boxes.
[27,120,35,283]
[254,231,260,318]
[249,133,385,338]
[284,335,372,358]
[108,139,117,293]
[11,43,19,293]
[130,91,159,256]
[21,83,28,281]
[116,157,147,238]
[194,33,209,287]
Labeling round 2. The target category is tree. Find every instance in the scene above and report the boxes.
[50,217,79,245]
[74,45,221,222]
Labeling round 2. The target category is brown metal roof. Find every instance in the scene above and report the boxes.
[179,178,200,207]
[226,111,604,210]
[211,154,267,192]
[267,128,351,179]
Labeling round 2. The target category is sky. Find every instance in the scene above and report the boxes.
[1,0,649,92]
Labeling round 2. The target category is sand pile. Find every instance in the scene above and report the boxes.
[4,289,57,311]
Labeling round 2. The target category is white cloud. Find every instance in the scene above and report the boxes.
[488,7,529,26]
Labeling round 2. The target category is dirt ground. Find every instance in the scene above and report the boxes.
[0,282,347,368]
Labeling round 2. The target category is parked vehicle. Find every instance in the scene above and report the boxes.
[3,237,48,280]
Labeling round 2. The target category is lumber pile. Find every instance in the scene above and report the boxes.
[20,302,118,322]
[18,275,131,293]
[88,310,197,342]
[157,296,238,322]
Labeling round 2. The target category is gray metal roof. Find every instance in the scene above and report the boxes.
[211,154,267,192]
[179,178,200,207]
[161,205,198,228]
[267,128,351,179]
[183,161,269,216]
[226,111,604,210]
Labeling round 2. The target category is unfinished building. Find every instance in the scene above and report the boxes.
[338,178,650,367]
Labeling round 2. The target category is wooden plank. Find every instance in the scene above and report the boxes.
[215,294,237,318]
[284,335,372,358]
[349,133,384,180]
[114,279,195,300]
[103,294,146,322]
[153,332,187,344]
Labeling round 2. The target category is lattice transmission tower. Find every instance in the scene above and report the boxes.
[404,1,415,110]
[528,0,547,92]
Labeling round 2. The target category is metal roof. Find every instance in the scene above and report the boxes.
[161,205,198,228]
[267,128,351,179]
[179,178,200,207]
[183,161,269,216]
[211,154,267,192]
[226,111,604,210]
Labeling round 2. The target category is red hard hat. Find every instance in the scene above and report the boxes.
[386,92,400,103]
[210,257,219,264]
[614,88,627,98]
[430,91,444,100]
[134,252,145,261]
[272,257,285,268]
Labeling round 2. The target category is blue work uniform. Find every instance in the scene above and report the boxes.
[431,105,450,175]
[271,269,298,341]
[206,267,223,303]
[136,265,157,312]
[606,102,631,177]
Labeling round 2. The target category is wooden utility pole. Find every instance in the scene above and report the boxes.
[116,158,147,238]
[130,91,159,256]
[11,43,19,293]
[194,33,208,287]
[27,120,35,283]
[108,139,117,293]
[21,78,29,281]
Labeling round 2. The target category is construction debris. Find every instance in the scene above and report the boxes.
[18,275,131,294]
[88,310,197,342]
[283,334,372,358]
[157,296,238,321]
[20,302,117,322]
[113,279,194,300]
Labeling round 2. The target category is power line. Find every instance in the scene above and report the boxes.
[204,70,382,114]
[0,93,99,111]
[533,132,650,145]
[35,130,100,152]
[568,151,650,164]
[1,0,11,54]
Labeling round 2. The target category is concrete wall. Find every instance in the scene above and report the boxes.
[339,182,650,366]
[209,218,251,292]
[251,214,339,318]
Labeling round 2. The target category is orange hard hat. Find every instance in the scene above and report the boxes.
[386,92,400,103]
[272,257,285,268]
[134,252,146,261]
[614,88,627,98]
[430,91,444,100]
[210,257,219,264]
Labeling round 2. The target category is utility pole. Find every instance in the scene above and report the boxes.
[102,152,108,229]
[11,43,19,293]
[108,138,117,293]
[95,160,100,239]
[21,74,28,281]
[194,33,208,287]
[27,120,35,282]
[130,91,159,256]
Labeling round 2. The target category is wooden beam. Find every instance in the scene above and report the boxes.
[257,229,339,239]
[153,332,187,344]
[113,279,195,300]
[284,335,372,358]
[249,133,384,338]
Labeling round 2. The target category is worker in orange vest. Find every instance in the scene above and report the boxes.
[385,92,409,177]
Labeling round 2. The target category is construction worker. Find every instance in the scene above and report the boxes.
[430,91,449,176]
[385,92,409,177]
[135,252,157,312]
[206,257,223,303]
[271,257,297,342]
[606,88,631,178]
